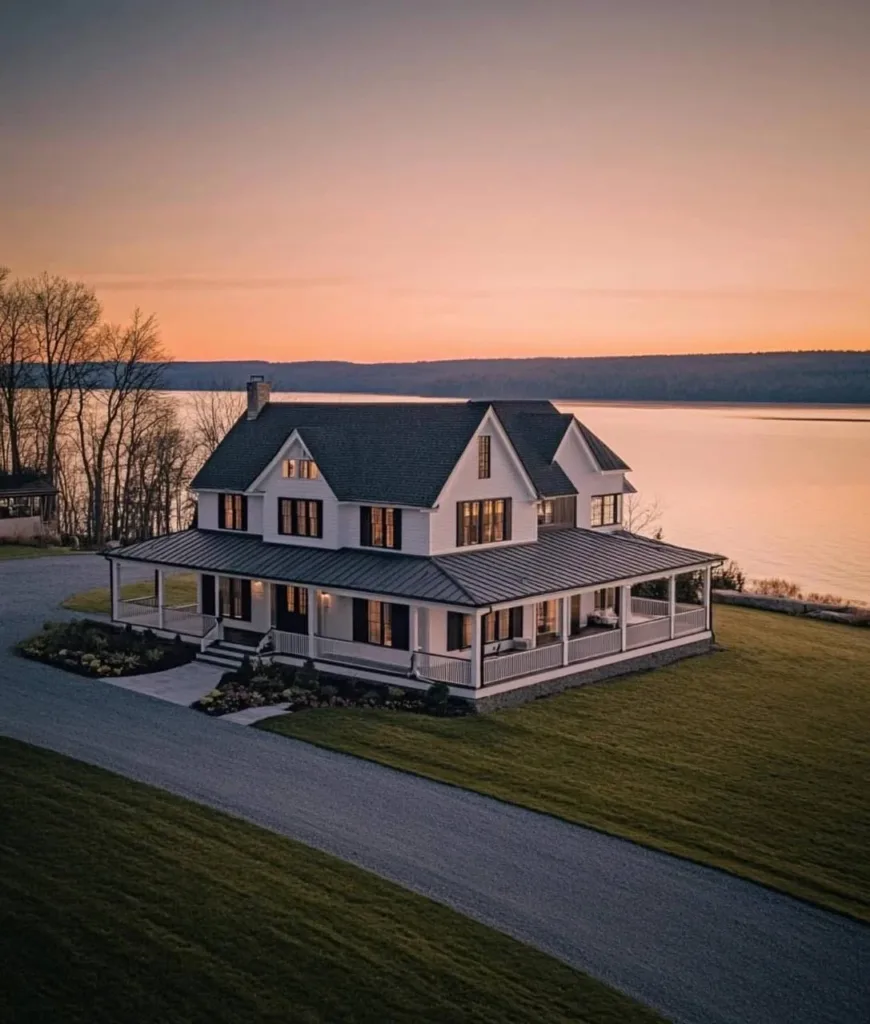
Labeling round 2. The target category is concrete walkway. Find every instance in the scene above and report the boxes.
[110,660,223,706]
[1,554,868,1024]
[221,702,292,725]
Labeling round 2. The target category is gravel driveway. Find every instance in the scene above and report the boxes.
[1,554,868,1024]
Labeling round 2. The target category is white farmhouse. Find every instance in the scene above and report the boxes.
[108,377,722,709]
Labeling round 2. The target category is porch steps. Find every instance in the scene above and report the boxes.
[196,638,261,672]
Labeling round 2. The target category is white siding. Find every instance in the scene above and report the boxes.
[247,495,264,535]
[338,504,431,555]
[553,425,625,530]
[197,492,219,530]
[430,416,537,555]
[256,437,340,548]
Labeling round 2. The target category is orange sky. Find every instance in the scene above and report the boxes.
[2,1,868,361]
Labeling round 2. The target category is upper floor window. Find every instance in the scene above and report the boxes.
[278,498,323,538]
[537,495,576,530]
[590,493,621,528]
[282,458,318,479]
[456,497,511,547]
[360,506,402,549]
[219,493,247,531]
[477,435,491,479]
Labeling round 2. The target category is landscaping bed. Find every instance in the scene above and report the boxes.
[17,620,197,678]
[193,657,469,719]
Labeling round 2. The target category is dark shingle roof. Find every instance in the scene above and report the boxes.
[191,398,631,505]
[0,473,56,497]
[576,422,631,471]
[113,528,721,608]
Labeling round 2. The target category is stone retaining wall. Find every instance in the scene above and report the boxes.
[473,636,715,713]
[712,590,867,625]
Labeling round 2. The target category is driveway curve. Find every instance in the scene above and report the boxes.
[1,554,868,1024]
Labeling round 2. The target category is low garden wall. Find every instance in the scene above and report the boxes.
[712,590,869,626]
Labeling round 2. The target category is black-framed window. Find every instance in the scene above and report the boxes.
[218,493,247,531]
[456,497,511,547]
[360,506,402,549]
[278,498,323,538]
[536,600,558,635]
[590,493,621,528]
[478,435,491,479]
[282,458,318,479]
[447,611,473,651]
[286,586,308,615]
[352,598,409,649]
[219,577,251,621]
[483,606,524,644]
[537,495,576,530]
[594,587,618,611]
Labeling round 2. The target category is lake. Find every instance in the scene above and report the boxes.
[185,392,870,603]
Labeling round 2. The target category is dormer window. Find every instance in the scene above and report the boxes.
[282,458,318,479]
[477,435,491,479]
[590,494,621,527]
[218,494,247,531]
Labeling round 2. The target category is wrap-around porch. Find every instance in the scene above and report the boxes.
[109,560,713,698]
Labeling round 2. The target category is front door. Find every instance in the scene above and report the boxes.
[274,584,309,634]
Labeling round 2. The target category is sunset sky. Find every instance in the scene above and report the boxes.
[2,0,868,361]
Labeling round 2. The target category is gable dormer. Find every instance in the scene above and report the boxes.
[553,420,631,530]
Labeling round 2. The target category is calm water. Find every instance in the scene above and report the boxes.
[185,392,870,603]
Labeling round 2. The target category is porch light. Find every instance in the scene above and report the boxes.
[319,592,332,608]
[251,580,264,597]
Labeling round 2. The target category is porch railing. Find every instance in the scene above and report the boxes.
[568,629,621,664]
[483,641,562,685]
[630,596,669,618]
[116,598,216,638]
[626,616,672,649]
[272,629,311,659]
[117,597,157,621]
[314,635,412,673]
[674,607,707,636]
[415,651,472,688]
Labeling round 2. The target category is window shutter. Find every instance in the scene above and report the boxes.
[503,497,512,540]
[447,611,462,651]
[360,507,371,546]
[218,496,226,529]
[391,603,410,650]
[510,605,523,637]
[393,508,402,550]
[241,495,248,531]
[456,502,463,546]
[240,579,252,621]
[352,599,368,643]
[201,574,215,616]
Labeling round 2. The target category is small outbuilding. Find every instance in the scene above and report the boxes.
[0,471,58,541]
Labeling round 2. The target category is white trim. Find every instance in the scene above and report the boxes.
[554,419,601,475]
[431,406,538,508]
[246,428,331,494]
[474,631,713,699]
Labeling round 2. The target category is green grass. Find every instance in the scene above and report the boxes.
[62,572,197,614]
[0,543,73,560]
[262,606,870,921]
[0,739,660,1024]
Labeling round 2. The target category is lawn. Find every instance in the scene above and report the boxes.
[62,571,197,614]
[0,543,74,560]
[262,606,870,921]
[0,739,659,1024]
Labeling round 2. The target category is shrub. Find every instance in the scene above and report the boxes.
[712,560,746,592]
[237,654,254,683]
[752,578,803,599]
[294,660,320,691]
[425,681,451,715]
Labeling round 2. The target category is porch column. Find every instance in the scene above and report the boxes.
[619,584,630,652]
[561,595,570,666]
[156,568,165,631]
[704,566,713,631]
[110,560,120,621]
[307,586,317,660]
[668,574,677,640]
[470,610,483,689]
[409,604,420,674]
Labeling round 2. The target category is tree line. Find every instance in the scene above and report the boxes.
[0,269,243,546]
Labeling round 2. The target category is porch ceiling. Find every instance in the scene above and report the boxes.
[111,527,722,608]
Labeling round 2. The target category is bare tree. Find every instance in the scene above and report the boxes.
[623,493,664,538]
[73,310,168,544]
[26,274,101,483]
[189,387,245,460]
[0,272,37,474]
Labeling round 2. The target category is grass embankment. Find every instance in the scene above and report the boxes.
[62,572,197,614]
[0,544,73,560]
[0,739,659,1024]
[262,606,870,920]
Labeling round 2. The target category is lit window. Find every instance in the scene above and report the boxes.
[536,600,558,634]
[590,494,621,527]
[478,435,491,479]
[278,498,323,538]
[458,498,509,546]
[282,458,318,479]
[220,494,246,531]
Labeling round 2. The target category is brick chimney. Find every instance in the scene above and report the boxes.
[246,375,271,420]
